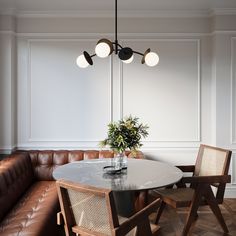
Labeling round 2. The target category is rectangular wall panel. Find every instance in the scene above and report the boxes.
[19,39,112,146]
[121,39,200,142]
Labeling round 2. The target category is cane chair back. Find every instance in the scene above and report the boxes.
[57,180,119,236]
[195,144,231,176]
[57,180,160,236]
[68,188,114,235]
[194,144,231,203]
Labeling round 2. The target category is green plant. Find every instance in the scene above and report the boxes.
[100,116,149,154]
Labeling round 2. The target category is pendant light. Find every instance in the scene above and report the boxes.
[76,0,159,68]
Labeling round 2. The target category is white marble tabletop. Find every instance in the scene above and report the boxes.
[53,158,183,192]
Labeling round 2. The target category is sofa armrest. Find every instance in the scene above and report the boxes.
[0,153,34,222]
[57,212,64,225]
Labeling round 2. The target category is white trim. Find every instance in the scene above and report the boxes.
[0,8,16,16]
[18,33,110,39]
[231,37,236,144]
[21,139,100,143]
[141,143,201,149]
[17,142,100,149]
[213,31,236,35]
[16,142,202,150]
[0,8,235,19]
[0,146,16,154]
[110,52,114,122]
[197,39,202,142]
[16,32,209,38]
[119,57,123,119]
[210,8,236,16]
[17,142,99,150]
[231,153,236,184]
[4,10,211,18]
[12,145,236,152]
[225,186,236,198]
[27,40,32,144]
[119,38,201,143]
[0,30,16,36]
[14,32,236,38]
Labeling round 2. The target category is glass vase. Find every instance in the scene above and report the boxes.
[113,152,127,169]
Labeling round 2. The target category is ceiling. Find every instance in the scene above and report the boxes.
[0,0,236,15]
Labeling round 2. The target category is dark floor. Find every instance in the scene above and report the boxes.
[150,199,236,236]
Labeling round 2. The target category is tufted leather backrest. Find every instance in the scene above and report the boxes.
[0,153,34,222]
[21,150,144,181]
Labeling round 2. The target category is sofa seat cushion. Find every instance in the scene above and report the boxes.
[0,181,60,236]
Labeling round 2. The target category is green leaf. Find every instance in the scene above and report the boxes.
[100,115,149,152]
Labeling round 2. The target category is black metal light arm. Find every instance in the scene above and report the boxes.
[76,0,159,68]
[132,50,144,56]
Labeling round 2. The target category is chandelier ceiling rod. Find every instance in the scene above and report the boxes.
[115,0,118,54]
[76,0,159,68]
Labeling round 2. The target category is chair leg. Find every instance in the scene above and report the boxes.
[204,185,229,233]
[155,201,166,224]
[182,186,203,236]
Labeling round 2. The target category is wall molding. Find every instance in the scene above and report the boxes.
[119,38,201,143]
[20,36,203,147]
[231,153,236,185]
[231,37,236,144]
[0,146,16,154]
[15,10,211,18]
[14,32,236,39]
[16,32,210,38]
[26,38,113,143]
[0,30,16,35]
[1,8,236,18]
[225,186,236,198]
[17,141,101,150]
[210,8,236,16]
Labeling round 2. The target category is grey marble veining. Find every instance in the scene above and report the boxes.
[53,159,183,191]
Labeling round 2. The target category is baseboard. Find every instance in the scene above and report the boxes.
[0,146,16,154]
[225,186,236,198]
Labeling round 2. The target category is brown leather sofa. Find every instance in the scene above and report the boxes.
[0,150,144,236]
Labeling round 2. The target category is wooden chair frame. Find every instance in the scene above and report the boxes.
[56,180,160,236]
[155,144,232,236]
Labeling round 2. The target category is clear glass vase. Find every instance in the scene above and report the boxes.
[113,152,127,169]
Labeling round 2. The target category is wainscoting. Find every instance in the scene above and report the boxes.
[1,14,236,196]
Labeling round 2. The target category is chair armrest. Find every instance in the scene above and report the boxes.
[176,165,195,172]
[180,175,231,184]
[116,198,160,235]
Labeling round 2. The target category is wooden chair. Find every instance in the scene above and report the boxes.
[154,144,232,236]
[56,179,160,236]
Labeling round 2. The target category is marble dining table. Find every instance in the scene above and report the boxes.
[53,158,183,216]
[53,158,182,190]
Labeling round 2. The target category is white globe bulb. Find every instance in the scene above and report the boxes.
[145,52,159,67]
[95,42,111,58]
[76,55,89,68]
[122,55,134,64]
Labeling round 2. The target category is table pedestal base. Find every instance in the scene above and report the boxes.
[113,191,136,217]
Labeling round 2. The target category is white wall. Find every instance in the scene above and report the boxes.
[0,13,236,196]
[0,15,16,153]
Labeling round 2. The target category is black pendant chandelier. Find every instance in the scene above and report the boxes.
[76,0,159,68]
